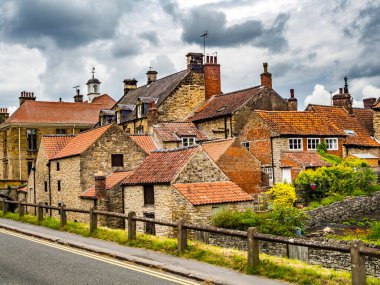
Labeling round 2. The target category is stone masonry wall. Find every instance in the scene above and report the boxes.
[196,117,230,140]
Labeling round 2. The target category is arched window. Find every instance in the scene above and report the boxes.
[93,85,98,93]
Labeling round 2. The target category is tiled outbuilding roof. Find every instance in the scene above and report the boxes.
[122,146,199,185]
[81,171,134,199]
[42,135,75,160]
[201,138,235,161]
[52,125,112,160]
[173,181,254,206]
[154,122,208,142]
[189,86,263,122]
[280,152,331,168]
[129,135,157,154]
[352,107,374,135]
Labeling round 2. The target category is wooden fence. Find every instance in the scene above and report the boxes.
[1,198,379,285]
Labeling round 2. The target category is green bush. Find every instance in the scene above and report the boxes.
[368,222,380,241]
[267,183,296,208]
[317,142,342,165]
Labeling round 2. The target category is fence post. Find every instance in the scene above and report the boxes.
[90,208,97,234]
[177,219,188,253]
[18,200,25,218]
[37,202,43,222]
[2,198,8,215]
[247,227,260,268]
[350,240,366,285]
[60,204,67,228]
[128,211,136,241]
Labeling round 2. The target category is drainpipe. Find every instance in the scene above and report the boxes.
[270,137,275,185]
[33,165,36,214]
[18,126,22,180]
[121,186,125,229]
[224,117,228,139]
[47,161,52,217]
[229,115,233,137]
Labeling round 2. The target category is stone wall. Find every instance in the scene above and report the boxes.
[196,117,230,140]
[97,184,124,228]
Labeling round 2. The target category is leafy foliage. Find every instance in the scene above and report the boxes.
[317,142,342,165]
[368,222,380,241]
[267,183,296,208]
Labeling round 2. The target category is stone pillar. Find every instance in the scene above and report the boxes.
[260,63,272,89]
[288,89,298,111]
[94,172,106,199]
[204,55,221,100]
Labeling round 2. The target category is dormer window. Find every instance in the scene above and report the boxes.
[136,104,143,118]
[182,137,196,147]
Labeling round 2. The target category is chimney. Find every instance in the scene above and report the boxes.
[204,55,221,100]
[19,91,36,106]
[94,171,106,199]
[0,108,9,124]
[186,52,203,72]
[147,101,158,134]
[332,77,353,113]
[260,63,272,89]
[339,88,343,94]
[123,78,138,95]
[363,97,376,108]
[287,89,298,111]
[74,87,83,103]
[146,70,157,85]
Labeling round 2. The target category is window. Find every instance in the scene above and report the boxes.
[136,126,144,134]
[241,141,250,151]
[111,154,124,167]
[345,129,356,136]
[56,162,60,171]
[56,129,66,135]
[27,129,37,151]
[181,137,196,147]
[262,167,274,186]
[93,85,98,93]
[143,213,156,235]
[325,138,338,150]
[136,104,143,118]
[143,185,154,205]
[44,181,48,192]
[27,161,33,175]
[307,138,320,150]
[57,180,61,192]
[288,138,302,150]
[44,202,49,213]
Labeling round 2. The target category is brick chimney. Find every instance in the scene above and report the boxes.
[0,108,9,124]
[147,101,158,134]
[94,171,106,199]
[332,77,352,114]
[287,89,297,111]
[363,98,376,108]
[146,70,157,85]
[123,78,138,95]
[204,55,221,100]
[73,88,83,103]
[186,52,203,72]
[19,91,36,106]
[260,63,272,89]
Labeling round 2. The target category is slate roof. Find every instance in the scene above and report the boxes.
[154,122,209,142]
[189,86,264,122]
[280,152,331,168]
[122,146,199,185]
[41,135,75,160]
[81,171,134,199]
[201,138,235,161]
[116,70,189,121]
[173,181,253,206]
[129,135,157,154]
[52,125,112,160]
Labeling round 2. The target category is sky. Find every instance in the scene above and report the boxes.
[0,0,379,114]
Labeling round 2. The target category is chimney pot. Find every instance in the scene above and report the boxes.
[214,56,217,64]
[260,63,272,89]
[204,55,221,100]
[290,89,295,98]
[339,88,343,94]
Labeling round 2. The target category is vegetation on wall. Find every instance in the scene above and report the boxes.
[267,183,296,208]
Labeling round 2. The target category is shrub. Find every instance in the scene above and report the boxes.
[368,222,380,241]
[267,183,296,208]
[317,142,342,165]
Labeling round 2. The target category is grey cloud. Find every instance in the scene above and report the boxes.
[140,31,160,46]
[348,62,380,79]
[112,41,140,58]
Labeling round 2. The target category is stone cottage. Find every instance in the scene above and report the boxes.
[122,146,253,236]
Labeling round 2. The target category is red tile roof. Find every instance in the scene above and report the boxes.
[173,181,253,206]
[154,122,208,142]
[122,146,199,185]
[1,98,115,126]
[280,152,331,168]
[201,139,235,161]
[189,86,263,122]
[129,135,157,154]
[53,125,112,160]
[81,171,134,199]
[42,135,75,160]
[352,108,374,135]
[91,94,116,109]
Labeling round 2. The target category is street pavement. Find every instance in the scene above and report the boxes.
[0,218,290,285]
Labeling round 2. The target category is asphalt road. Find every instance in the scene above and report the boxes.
[0,229,199,285]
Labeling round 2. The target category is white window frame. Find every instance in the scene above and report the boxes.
[181,137,196,147]
[136,104,143,119]
[241,141,250,151]
[288,138,303,150]
[262,167,274,186]
[116,111,121,124]
[325,138,338,150]
[307,138,320,150]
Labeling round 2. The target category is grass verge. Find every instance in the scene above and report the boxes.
[0,211,379,285]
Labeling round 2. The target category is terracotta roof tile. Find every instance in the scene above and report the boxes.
[173,181,253,205]
[154,122,209,142]
[352,108,374,135]
[129,135,157,154]
[280,152,331,168]
[53,125,112,160]
[122,146,199,185]
[189,86,263,122]
[42,135,75,160]
[81,171,134,199]
[91,94,117,109]
[201,139,235,161]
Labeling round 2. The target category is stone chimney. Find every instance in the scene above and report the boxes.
[146,70,157,85]
[363,98,376,108]
[332,77,352,114]
[123,78,138,95]
[204,55,221,100]
[94,171,106,199]
[73,88,83,103]
[147,101,158,134]
[260,63,272,89]
[19,91,36,106]
[0,108,9,124]
[287,89,298,111]
[186,52,203,72]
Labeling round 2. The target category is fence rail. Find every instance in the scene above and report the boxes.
[0,198,379,285]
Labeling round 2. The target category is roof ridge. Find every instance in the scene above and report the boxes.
[42,134,76,137]
[201,138,234,144]
[215,85,262,97]
[152,145,199,153]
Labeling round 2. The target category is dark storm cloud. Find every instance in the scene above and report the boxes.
[140,31,160,46]
[0,0,122,48]
[358,4,380,46]
[348,62,380,79]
